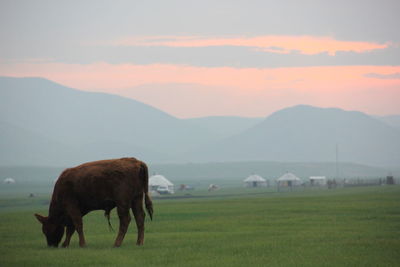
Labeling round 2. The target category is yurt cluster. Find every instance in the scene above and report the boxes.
[243,172,311,190]
[149,171,328,196]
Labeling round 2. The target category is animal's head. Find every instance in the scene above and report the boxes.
[34,214,64,247]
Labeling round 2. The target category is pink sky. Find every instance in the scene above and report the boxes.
[113,35,388,56]
[1,2,399,119]
[2,61,399,117]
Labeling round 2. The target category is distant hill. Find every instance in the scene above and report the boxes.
[378,115,400,130]
[187,105,400,166]
[1,77,399,167]
[184,116,263,139]
[0,77,214,166]
[0,120,74,166]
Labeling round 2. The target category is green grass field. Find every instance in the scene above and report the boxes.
[1,186,399,266]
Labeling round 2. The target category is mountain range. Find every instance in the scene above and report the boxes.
[378,115,400,130]
[187,105,400,166]
[1,76,399,167]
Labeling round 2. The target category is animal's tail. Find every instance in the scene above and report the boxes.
[140,162,153,220]
[104,209,114,232]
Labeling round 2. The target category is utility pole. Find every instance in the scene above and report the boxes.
[335,143,339,181]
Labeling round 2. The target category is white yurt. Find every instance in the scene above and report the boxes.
[149,174,174,194]
[3,177,16,184]
[277,172,302,187]
[208,184,219,191]
[243,174,267,187]
[309,176,327,186]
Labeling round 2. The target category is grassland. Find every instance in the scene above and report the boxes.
[0,186,399,266]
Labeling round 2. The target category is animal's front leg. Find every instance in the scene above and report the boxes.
[114,206,131,247]
[62,224,75,248]
[67,206,86,247]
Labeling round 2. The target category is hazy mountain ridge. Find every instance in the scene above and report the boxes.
[0,77,214,165]
[1,77,399,167]
[186,105,400,166]
[184,116,263,139]
[0,119,75,165]
[378,115,400,130]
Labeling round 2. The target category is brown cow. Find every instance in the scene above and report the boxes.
[34,158,153,248]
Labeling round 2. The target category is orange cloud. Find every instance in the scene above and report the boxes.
[113,35,388,56]
[1,62,399,117]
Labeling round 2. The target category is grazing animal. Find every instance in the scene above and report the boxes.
[34,158,153,248]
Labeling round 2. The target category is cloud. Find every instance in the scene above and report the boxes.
[113,35,389,56]
[364,72,400,79]
[2,44,400,69]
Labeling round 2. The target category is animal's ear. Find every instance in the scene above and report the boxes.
[34,213,47,224]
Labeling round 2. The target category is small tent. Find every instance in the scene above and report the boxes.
[3,177,15,184]
[149,174,174,194]
[208,184,219,191]
[309,176,327,186]
[277,172,302,187]
[243,174,267,187]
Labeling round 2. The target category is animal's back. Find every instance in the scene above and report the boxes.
[52,158,146,212]
[56,157,140,184]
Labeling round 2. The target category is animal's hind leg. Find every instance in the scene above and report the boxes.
[131,196,146,246]
[114,205,131,247]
